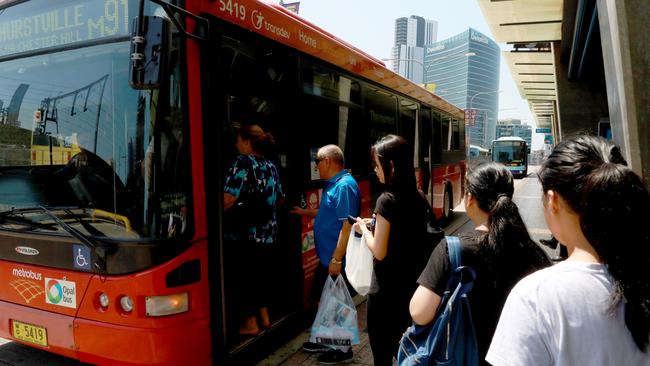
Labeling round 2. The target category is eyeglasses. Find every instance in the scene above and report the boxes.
[315,157,325,165]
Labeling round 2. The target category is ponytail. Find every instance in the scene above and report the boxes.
[539,135,650,351]
[466,162,549,286]
[484,193,549,279]
[580,162,650,351]
[239,124,276,156]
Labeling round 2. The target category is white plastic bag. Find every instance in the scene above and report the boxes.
[310,276,360,350]
[344,229,373,296]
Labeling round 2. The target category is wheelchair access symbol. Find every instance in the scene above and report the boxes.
[73,245,91,270]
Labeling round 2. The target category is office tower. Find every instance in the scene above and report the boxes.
[391,16,438,84]
[424,28,500,148]
[496,121,532,148]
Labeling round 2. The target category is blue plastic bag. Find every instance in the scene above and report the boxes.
[310,275,360,350]
[397,236,479,366]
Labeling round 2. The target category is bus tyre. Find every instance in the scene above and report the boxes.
[443,186,453,224]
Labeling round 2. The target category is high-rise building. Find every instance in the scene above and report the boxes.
[496,122,532,148]
[423,28,500,148]
[391,16,438,84]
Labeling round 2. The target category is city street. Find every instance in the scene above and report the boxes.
[0,0,646,363]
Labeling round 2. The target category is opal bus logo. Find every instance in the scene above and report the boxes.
[45,278,76,309]
[46,280,63,304]
[15,246,39,256]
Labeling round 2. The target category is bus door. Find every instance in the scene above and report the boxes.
[398,98,428,195]
[202,19,304,363]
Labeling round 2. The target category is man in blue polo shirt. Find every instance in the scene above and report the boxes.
[291,144,360,364]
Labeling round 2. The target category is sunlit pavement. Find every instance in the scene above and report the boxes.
[0,168,555,366]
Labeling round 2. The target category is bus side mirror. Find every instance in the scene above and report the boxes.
[129,16,170,90]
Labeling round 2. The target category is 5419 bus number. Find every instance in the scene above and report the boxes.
[218,0,246,21]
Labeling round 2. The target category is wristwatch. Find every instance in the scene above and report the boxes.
[330,257,343,265]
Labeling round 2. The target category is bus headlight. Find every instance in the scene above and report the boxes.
[145,293,188,317]
[98,293,110,308]
[119,296,134,313]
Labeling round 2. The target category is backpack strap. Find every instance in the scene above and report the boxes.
[445,235,477,294]
[446,235,462,270]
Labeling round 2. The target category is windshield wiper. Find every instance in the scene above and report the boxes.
[0,206,110,272]
[0,209,59,231]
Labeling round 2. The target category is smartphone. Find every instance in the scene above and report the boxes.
[347,215,356,225]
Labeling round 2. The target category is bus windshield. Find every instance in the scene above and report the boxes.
[0,0,189,241]
[492,141,527,165]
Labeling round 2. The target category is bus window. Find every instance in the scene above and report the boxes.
[302,63,362,105]
[441,116,451,151]
[418,106,432,197]
[366,87,397,143]
[399,98,418,161]
[451,119,460,150]
[431,111,442,164]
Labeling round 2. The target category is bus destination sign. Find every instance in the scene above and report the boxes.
[0,0,133,57]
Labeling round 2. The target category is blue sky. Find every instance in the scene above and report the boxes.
[292,0,544,148]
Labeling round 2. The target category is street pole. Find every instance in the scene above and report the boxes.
[468,90,502,148]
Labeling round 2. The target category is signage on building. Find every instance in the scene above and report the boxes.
[544,134,554,144]
[470,31,489,45]
[465,108,477,126]
[536,128,551,134]
[426,44,445,54]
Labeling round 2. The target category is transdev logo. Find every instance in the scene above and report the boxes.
[252,10,264,30]
[45,278,76,309]
[15,246,39,256]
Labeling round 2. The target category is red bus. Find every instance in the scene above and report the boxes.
[0,0,465,364]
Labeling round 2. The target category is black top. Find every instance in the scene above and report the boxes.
[418,230,535,365]
[370,191,436,301]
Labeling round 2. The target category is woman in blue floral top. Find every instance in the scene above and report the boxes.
[223,124,283,336]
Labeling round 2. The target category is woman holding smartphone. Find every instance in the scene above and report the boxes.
[352,134,437,366]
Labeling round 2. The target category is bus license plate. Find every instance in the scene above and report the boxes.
[12,320,48,347]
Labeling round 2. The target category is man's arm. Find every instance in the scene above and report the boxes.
[329,220,352,275]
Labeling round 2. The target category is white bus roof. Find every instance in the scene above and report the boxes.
[494,136,526,142]
[469,144,489,151]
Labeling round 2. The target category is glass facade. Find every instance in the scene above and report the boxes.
[424,28,500,148]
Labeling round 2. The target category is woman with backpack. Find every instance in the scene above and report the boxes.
[352,134,439,366]
[409,161,550,365]
[487,135,650,365]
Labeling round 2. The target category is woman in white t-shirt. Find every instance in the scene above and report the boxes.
[486,135,650,366]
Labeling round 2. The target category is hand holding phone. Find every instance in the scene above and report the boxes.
[347,215,357,225]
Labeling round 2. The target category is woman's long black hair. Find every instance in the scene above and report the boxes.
[538,135,650,352]
[371,134,418,197]
[466,161,549,287]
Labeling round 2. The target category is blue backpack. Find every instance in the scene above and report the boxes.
[397,236,479,366]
